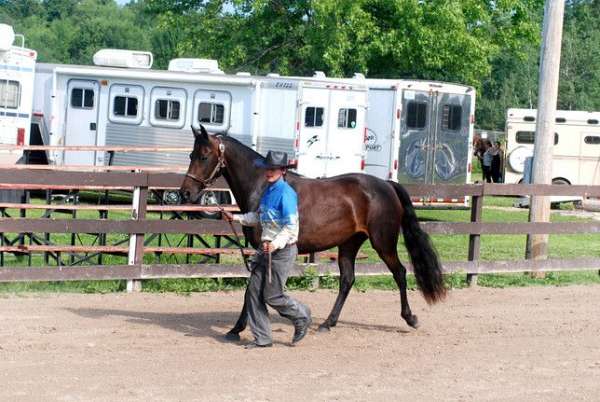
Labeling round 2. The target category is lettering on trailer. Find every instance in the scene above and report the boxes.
[0,112,29,118]
[365,129,382,152]
[306,135,319,148]
[0,64,34,73]
[273,81,294,89]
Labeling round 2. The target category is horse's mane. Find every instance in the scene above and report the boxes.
[220,134,301,178]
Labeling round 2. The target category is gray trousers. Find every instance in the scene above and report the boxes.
[247,244,309,345]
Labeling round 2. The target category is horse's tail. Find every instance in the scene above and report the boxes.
[388,181,446,304]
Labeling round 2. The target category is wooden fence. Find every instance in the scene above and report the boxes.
[1,167,600,289]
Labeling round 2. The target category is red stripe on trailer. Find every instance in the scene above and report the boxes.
[17,128,25,146]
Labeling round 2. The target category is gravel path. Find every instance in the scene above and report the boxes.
[1,286,599,401]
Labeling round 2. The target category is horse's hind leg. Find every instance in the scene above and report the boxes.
[319,233,367,332]
[370,234,419,329]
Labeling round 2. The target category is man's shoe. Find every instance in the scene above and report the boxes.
[292,310,312,345]
[244,341,272,350]
[224,331,241,342]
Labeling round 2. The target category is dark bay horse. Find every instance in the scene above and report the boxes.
[180,125,446,335]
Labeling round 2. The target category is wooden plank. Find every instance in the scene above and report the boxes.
[483,183,600,197]
[3,218,600,236]
[1,258,600,282]
[0,169,148,188]
[0,218,239,235]
[0,145,192,152]
[467,195,483,286]
[0,164,188,172]
[0,203,239,212]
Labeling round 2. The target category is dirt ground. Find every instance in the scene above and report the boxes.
[1,286,600,402]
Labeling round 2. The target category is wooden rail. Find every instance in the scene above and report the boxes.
[1,169,600,287]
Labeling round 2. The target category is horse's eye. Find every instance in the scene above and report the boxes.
[199,154,208,161]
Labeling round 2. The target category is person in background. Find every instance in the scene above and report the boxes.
[482,140,494,183]
[491,141,504,183]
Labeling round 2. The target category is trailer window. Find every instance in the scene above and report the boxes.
[584,136,600,145]
[406,101,427,129]
[337,108,357,129]
[442,105,462,131]
[304,107,324,127]
[198,102,224,124]
[71,88,94,109]
[0,80,20,109]
[113,96,139,118]
[155,99,181,121]
[516,131,559,145]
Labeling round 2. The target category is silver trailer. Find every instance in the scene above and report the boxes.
[362,79,475,204]
[31,51,369,179]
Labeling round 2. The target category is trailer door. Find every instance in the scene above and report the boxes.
[398,90,433,184]
[432,93,471,184]
[297,87,328,178]
[364,89,396,180]
[64,80,99,165]
[325,89,367,177]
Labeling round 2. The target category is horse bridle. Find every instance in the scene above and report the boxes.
[185,136,226,187]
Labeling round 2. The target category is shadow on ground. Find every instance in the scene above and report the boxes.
[65,306,411,343]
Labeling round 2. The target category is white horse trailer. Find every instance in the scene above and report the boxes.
[0,24,37,165]
[31,51,368,180]
[361,79,475,205]
[505,108,600,186]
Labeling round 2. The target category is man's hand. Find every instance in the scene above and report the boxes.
[222,211,234,222]
[262,241,275,253]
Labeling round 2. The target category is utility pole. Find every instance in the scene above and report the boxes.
[526,0,565,265]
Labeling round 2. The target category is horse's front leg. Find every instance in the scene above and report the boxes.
[224,287,248,341]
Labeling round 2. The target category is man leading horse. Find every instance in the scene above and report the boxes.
[222,151,312,349]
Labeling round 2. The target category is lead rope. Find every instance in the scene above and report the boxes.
[205,190,251,272]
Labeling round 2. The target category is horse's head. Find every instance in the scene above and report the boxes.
[180,125,226,203]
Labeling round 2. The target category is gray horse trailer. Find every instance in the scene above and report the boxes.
[362,79,475,205]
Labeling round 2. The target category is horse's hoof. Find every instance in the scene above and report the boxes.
[224,331,241,342]
[317,324,331,333]
[405,315,419,329]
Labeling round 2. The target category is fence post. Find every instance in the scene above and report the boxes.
[467,192,483,287]
[127,180,148,292]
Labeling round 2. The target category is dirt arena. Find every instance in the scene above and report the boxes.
[1,285,599,401]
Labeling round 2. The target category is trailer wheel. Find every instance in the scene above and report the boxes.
[198,190,232,219]
[550,178,570,209]
[162,190,182,205]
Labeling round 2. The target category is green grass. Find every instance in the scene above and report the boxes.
[1,194,599,293]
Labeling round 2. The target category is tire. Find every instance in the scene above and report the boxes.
[197,191,232,219]
[550,178,570,209]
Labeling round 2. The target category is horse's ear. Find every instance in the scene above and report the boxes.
[191,125,209,140]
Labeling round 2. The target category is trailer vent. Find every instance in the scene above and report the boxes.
[236,72,251,76]
[168,58,223,74]
[353,73,366,80]
[313,71,326,79]
[93,49,153,69]
[0,24,15,52]
[266,73,280,77]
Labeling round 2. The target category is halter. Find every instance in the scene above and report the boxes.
[185,136,226,187]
